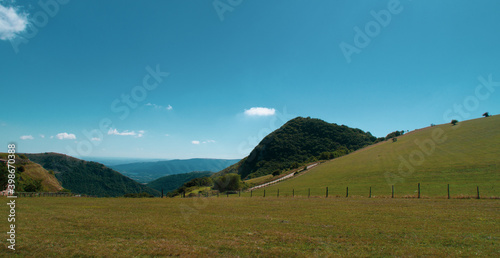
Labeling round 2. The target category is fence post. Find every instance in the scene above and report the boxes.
[308,188,310,198]
[369,187,372,198]
[217,192,219,198]
[226,192,229,197]
[346,187,349,198]
[326,187,328,198]
[418,183,420,199]
[477,186,480,199]
[392,185,394,198]
[263,189,266,198]
[447,184,450,199]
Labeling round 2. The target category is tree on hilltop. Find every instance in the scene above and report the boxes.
[483,112,490,117]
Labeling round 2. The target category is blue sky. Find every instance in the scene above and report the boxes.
[1,0,499,159]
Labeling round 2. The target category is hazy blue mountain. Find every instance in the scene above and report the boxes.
[111,158,240,183]
[79,157,169,167]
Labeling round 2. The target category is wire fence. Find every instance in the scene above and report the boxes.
[181,183,498,199]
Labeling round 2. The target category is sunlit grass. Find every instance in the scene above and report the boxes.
[255,116,500,198]
[0,197,498,256]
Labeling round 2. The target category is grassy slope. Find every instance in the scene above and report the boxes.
[0,153,63,192]
[0,197,498,256]
[248,116,500,197]
[21,162,63,192]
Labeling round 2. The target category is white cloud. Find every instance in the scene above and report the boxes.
[108,128,144,138]
[56,133,76,140]
[91,137,101,141]
[0,4,28,40]
[145,103,173,111]
[20,135,34,140]
[108,128,135,136]
[39,134,45,138]
[192,139,215,145]
[244,107,276,116]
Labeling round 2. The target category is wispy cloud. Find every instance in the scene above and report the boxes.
[192,139,216,145]
[108,128,144,138]
[39,134,45,138]
[0,4,28,40]
[20,135,34,140]
[244,107,276,116]
[145,103,173,111]
[91,137,101,141]
[56,132,76,140]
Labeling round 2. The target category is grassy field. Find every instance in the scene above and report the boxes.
[246,116,500,198]
[1,197,498,257]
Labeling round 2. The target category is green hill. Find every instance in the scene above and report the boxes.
[147,171,214,193]
[218,117,378,179]
[0,153,63,192]
[25,153,160,197]
[111,158,239,183]
[248,115,500,197]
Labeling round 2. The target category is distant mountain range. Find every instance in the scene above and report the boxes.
[147,171,214,193]
[111,158,240,183]
[217,117,378,179]
[26,153,160,197]
[79,157,169,167]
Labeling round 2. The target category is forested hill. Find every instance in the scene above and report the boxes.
[25,153,160,197]
[217,117,377,179]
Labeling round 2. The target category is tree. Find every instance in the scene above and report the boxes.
[483,112,490,117]
[24,179,43,192]
[451,119,458,126]
[213,173,242,192]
